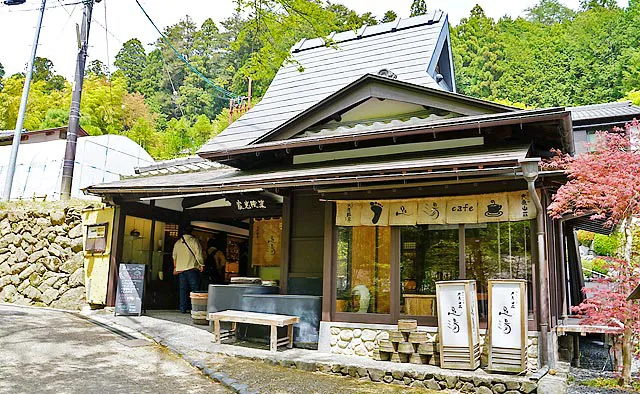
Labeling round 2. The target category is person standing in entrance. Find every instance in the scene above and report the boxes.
[172,225,204,313]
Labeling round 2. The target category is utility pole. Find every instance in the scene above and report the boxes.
[60,0,97,200]
[2,0,47,201]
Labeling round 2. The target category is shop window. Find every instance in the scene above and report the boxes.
[465,221,532,320]
[336,226,391,314]
[400,225,459,316]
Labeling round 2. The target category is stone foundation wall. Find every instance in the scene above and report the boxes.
[324,322,540,372]
[0,203,86,310]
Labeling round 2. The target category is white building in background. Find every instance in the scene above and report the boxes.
[0,127,154,200]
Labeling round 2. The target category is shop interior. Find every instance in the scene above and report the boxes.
[120,213,282,310]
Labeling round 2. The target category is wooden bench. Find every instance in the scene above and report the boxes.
[208,310,300,352]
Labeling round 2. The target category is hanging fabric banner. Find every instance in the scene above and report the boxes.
[252,218,282,267]
[389,201,418,226]
[477,193,509,223]
[335,191,536,226]
[417,198,447,225]
[360,201,390,226]
[446,197,478,224]
[335,201,362,226]
[507,191,537,221]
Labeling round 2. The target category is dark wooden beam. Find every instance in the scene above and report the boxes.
[322,201,334,321]
[106,206,125,307]
[186,205,282,221]
[279,193,292,294]
[121,201,182,224]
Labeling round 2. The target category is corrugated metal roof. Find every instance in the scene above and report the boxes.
[568,101,640,122]
[86,144,529,195]
[198,11,449,154]
[130,156,225,178]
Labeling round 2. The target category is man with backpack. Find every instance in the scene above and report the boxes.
[172,224,204,313]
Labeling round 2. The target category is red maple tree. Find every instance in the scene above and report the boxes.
[547,121,640,386]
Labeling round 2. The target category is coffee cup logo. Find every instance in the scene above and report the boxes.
[485,200,503,217]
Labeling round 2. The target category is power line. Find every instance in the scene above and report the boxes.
[0,0,83,13]
[132,0,235,99]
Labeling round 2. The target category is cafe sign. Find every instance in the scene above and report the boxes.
[336,191,536,226]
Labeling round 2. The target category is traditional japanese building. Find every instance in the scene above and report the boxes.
[83,11,640,372]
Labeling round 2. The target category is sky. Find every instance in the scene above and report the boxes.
[0,0,630,80]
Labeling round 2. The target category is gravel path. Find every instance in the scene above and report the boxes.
[567,337,637,394]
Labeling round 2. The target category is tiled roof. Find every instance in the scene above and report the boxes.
[568,101,640,122]
[87,145,529,195]
[198,11,449,154]
[128,156,225,178]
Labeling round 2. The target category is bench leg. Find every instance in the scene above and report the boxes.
[287,324,294,349]
[270,325,277,352]
[232,322,237,341]
[214,319,221,344]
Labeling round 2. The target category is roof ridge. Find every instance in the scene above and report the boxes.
[292,10,446,53]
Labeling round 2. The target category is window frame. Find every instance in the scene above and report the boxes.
[331,221,538,329]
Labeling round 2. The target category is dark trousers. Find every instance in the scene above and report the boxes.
[178,269,200,312]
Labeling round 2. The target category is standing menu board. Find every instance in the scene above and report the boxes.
[436,280,481,370]
[114,263,146,316]
[488,279,527,373]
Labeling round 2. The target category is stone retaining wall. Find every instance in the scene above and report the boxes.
[0,203,86,310]
[325,323,540,372]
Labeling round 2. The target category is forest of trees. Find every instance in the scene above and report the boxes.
[0,0,639,159]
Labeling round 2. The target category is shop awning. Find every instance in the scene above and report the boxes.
[85,145,532,198]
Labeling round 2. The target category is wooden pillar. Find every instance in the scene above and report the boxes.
[279,193,291,294]
[106,206,125,307]
[322,202,334,321]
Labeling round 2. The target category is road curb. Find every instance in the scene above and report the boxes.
[159,340,260,394]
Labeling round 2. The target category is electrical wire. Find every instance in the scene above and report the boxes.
[132,0,235,99]
[0,0,84,13]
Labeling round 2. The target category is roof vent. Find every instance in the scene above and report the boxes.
[378,69,397,79]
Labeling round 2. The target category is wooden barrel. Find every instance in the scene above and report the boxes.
[408,331,428,343]
[397,319,418,332]
[190,291,208,325]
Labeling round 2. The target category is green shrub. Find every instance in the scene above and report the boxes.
[591,258,609,275]
[593,233,620,257]
[576,230,595,246]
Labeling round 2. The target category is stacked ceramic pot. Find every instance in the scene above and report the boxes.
[374,319,440,366]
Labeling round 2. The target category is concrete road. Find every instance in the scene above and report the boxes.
[0,304,230,394]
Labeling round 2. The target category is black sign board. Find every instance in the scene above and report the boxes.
[114,263,146,316]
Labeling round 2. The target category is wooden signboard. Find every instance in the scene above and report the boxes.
[488,279,527,373]
[114,263,146,316]
[436,280,480,370]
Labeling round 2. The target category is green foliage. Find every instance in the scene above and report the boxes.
[4,2,640,161]
[525,0,575,24]
[591,257,609,275]
[451,2,640,107]
[410,0,428,17]
[592,233,620,256]
[582,377,640,390]
[576,230,595,246]
[382,10,398,23]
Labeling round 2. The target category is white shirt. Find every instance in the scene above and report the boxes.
[172,234,204,272]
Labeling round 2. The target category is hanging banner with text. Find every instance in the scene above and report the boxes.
[335,191,536,226]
